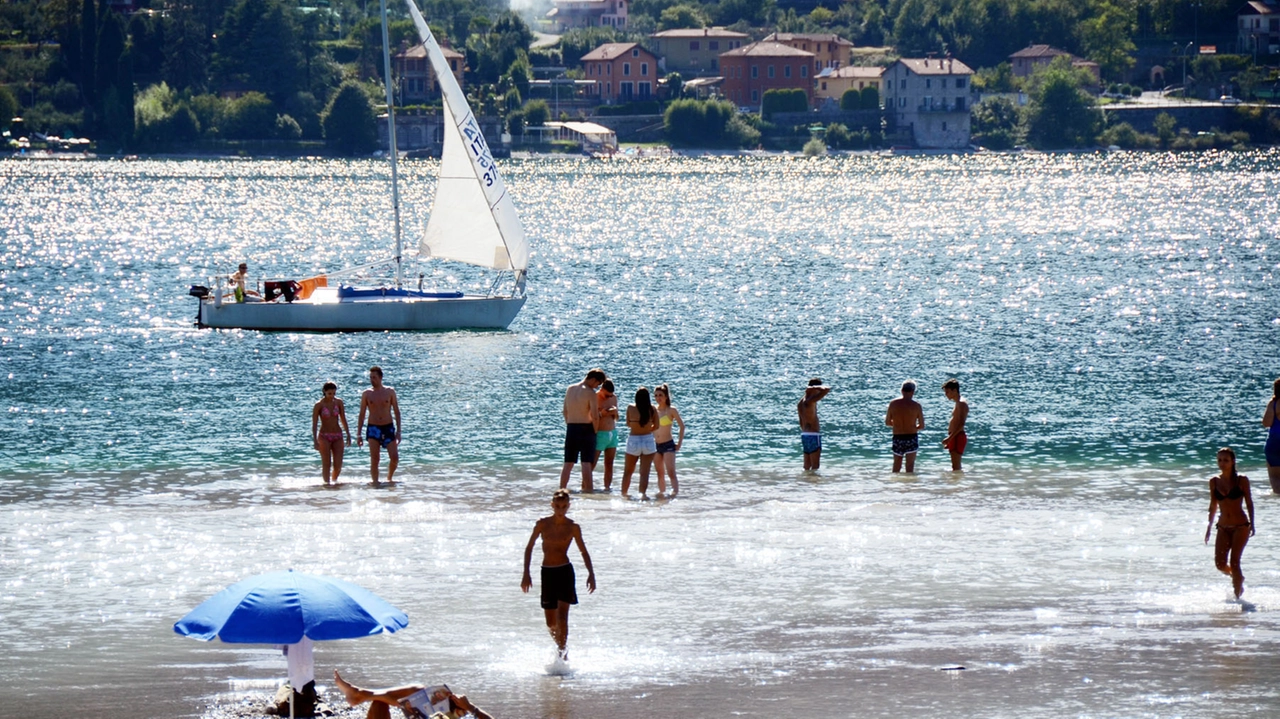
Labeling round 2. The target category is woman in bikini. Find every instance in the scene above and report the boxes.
[1262,378,1280,493]
[652,384,686,497]
[1205,447,1255,599]
[311,382,351,485]
[620,387,658,498]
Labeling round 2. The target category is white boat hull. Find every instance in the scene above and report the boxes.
[197,295,525,332]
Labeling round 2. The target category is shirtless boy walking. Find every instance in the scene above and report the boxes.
[797,378,831,471]
[356,366,401,485]
[521,489,596,662]
[941,379,969,471]
[885,380,925,473]
[561,369,605,493]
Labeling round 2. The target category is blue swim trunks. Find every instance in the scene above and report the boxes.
[801,432,821,454]
[367,423,397,447]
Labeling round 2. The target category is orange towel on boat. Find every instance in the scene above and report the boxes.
[295,276,327,300]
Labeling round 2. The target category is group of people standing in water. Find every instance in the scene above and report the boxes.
[559,368,686,498]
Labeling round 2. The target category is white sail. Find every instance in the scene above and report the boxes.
[404,0,529,273]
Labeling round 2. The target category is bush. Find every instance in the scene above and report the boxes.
[322,82,378,155]
[840,88,860,111]
[725,114,760,147]
[761,88,808,116]
[522,99,550,127]
[825,122,851,149]
[664,98,744,147]
[222,92,277,140]
[0,86,17,130]
[1099,121,1140,148]
[802,137,826,156]
[507,110,525,136]
[275,114,302,140]
[860,85,879,110]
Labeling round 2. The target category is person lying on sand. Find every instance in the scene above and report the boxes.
[333,670,493,719]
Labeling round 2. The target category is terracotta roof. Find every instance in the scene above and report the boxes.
[763,32,854,46]
[1241,0,1278,14]
[720,41,814,58]
[394,43,464,60]
[1009,44,1072,59]
[650,27,749,39]
[895,58,974,75]
[581,42,654,61]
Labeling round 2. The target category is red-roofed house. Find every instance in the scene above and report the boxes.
[1009,44,1100,83]
[394,43,466,103]
[1239,0,1280,55]
[719,41,815,109]
[582,43,658,102]
[761,32,854,75]
[882,57,974,148]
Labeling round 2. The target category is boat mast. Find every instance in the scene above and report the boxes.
[379,0,403,288]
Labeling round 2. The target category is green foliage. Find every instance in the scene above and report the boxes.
[840,88,860,111]
[163,3,209,93]
[1153,112,1176,145]
[714,0,773,26]
[274,113,302,139]
[971,96,1020,150]
[595,100,662,116]
[322,81,377,155]
[506,109,524,135]
[283,91,322,140]
[1098,122,1157,150]
[664,72,684,100]
[522,98,549,126]
[1229,105,1280,144]
[505,54,531,100]
[658,4,708,30]
[824,122,850,148]
[972,63,1015,94]
[188,94,228,137]
[664,98,748,147]
[222,91,277,140]
[214,0,305,103]
[802,136,826,156]
[760,88,808,117]
[1023,56,1101,149]
[1079,0,1136,81]
[466,12,532,85]
[0,85,17,128]
[859,85,879,110]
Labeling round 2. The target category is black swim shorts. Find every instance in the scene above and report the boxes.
[540,563,578,609]
[563,423,595,464]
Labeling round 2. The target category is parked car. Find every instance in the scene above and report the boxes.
[1219,95,1242,105]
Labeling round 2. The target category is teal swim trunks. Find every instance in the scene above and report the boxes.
[596,429,618,451]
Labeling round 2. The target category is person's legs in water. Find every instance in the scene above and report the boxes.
[621,452,638,495]
[544,601,572,659]
[319,439,333,485]
[385,439,398,483]
[1215,525,1251,598]
[331,438,344,483]
[638,454,653,497]
[368,438,382,484]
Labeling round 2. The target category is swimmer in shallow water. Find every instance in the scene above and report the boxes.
[652,383,685,496]
[311,382,351,485]
[521,489,595,661]
[1205,447,1255,599]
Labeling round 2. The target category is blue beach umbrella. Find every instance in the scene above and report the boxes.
[174,570,409,717]
[174,569,409,643]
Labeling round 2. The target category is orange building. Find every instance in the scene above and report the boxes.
[393,43,466,103]
[719,41,815,109]
[761,32,854,75]
[581,42,659,103]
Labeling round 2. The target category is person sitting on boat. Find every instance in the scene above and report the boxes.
[333,670,494,719]
[228,262,261,303]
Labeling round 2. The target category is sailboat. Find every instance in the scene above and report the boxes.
[192,0,527,332]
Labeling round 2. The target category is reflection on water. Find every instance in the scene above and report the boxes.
[2,154,1280,717]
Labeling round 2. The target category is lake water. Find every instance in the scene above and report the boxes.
[3,151,1280,718]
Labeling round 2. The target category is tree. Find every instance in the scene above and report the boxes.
[663,98,741,146]
[522,99,549,127]
[163,3,209,93]
[0,86,18,130]
[1080,0,1136,81]
[859,85,879,110]
[971,96,1020,150]
[1024,57,1102,149]
[840,87,860,111]
[658,4,708,30]
[505,54,531,100]
[222,91,276,139]
[1153,111,1176,146]
[79,0,97,101]
[664,71,684,100]
[322,82,377,155]
[761,88,808,116]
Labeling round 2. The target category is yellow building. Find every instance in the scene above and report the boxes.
[814,66,884,105]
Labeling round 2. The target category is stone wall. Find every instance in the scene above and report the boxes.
[1102,105,1235,134]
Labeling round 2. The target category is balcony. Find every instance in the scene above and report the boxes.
[916,99,967,113]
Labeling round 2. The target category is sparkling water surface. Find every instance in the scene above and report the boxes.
[2,152,1280,718]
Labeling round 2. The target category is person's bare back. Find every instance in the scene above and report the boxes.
[885,397,924,434]
[562,382,598,425]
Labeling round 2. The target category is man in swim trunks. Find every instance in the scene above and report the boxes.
[797,378,831,471]
[356,366,401,485]
[560,368,605,493]
[886,380,925,473]
[521,489,595,662]
[594,379,619,490]
[941,378,969,471]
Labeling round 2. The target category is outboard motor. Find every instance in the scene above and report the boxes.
[189,285,210,298]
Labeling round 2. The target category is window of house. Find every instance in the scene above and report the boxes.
[954,97,964,112]
[752,89,759,102]
[752,65,758,78]
[639,81,651,98]
[624,63,631,76]
[632,48,639,57]
[690,41,700,50]
[925,78,931,88]
[955,78,966,88]
[712,58,718,70]
[710,41,719,50]
[942,121,947,131]
[900,79,906,89]
[899,97,906,107]
[821,81,827,90]
[801,65,807,78]
[941,78,947,88]
[641,63,648,76]
[768,65,775,78]
[620,81,634,99]
[784,65,791,78]
[607,64,612,75]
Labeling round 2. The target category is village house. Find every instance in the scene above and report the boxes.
[720,41,815,110]
[1239,0,1280,55]
[761,32,854,75]
[881,57,974,149]
[393,43,466,103]
[648,27,749,75]
[547,0,628,32]
[582,43,658,103]
[1009,44,1101,84]
[814,65,884,105]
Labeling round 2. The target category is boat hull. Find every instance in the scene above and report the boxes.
[197,295,526,332]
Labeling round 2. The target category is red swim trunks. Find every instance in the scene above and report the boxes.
[943,431,967,455]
